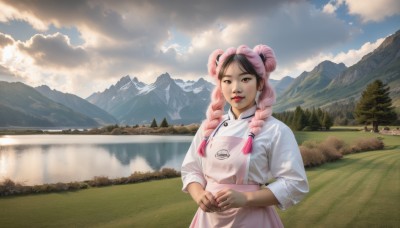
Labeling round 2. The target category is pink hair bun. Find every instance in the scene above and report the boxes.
[253,44,276,74]
[207,49,224,80]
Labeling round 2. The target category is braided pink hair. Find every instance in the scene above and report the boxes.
[197,44,277,156]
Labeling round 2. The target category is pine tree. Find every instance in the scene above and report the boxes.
[317,108,324,125]
[322,111,333,130]
[308,109,321,131]
[293,106,308,131]
[354,80,397,132]
[150,118,158,128]
[160,117,169,128]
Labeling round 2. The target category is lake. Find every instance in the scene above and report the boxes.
[0,135,193,185]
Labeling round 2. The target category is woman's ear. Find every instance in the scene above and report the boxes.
[258,78,265,91]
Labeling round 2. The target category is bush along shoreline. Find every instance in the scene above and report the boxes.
[0,124,200,136]
[0,137,385,197]
[0,168,180,197]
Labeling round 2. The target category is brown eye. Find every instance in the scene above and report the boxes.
[242,77,251,82]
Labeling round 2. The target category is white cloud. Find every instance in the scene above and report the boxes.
[322,0,345,14]
[0,0,389,97]
[286,37,385,77]
[17,33,89,68]
[346,0,400,22]
[323,0,400,22]
[0,1,48,31]
[322,3,337,14]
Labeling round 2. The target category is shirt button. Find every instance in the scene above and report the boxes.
[223,122,228,127]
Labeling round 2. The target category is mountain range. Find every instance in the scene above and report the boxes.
[0,82,99,128]
[274,30,400,112]
[36,85,117,125]
[86,73,214,125]
[0,30,398,127]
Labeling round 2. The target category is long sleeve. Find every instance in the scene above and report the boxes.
[266,124,309,210]
[181,123,207,193]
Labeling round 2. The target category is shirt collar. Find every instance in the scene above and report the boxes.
[228,105,257,120]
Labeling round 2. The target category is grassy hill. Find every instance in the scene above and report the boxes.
[0,131,398,227]
[0,81,99,127]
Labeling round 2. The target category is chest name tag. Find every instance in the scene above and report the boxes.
[215,149,230,160]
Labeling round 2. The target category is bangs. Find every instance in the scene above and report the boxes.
[218,54,260,79]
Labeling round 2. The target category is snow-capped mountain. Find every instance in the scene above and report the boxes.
[175,77,214,94]
[86,75,140,112]
[87,73,213,125]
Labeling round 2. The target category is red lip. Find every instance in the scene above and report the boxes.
[232,96,244,102]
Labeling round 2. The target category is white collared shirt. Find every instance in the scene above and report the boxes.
[181,105,309,210]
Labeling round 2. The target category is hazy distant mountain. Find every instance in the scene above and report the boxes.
[87,73,213,124]
[36,85,118,125]
[273,76,295,97]
[274,29,400,112]
[0,81,99,127]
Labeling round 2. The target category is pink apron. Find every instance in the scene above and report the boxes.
[189,136,284,228]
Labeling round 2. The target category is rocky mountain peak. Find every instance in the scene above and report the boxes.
[132,76,146,88]
[115,75,132,89]
[36,85,52,92]
[314,60,346,74]
[154,73,174,87]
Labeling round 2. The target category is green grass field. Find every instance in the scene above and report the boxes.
[0,131,399,227]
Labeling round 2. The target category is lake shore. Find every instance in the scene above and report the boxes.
[0,124,200,136]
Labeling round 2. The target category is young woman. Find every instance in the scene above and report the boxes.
[181,45,309,227]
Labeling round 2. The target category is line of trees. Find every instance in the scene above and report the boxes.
[150,117,169,128]
[273,106,333,131]
[273,80,398,132]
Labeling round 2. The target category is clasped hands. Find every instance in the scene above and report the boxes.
[197,189,247,213]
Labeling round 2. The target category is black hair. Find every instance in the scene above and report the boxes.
[218,54,263,87]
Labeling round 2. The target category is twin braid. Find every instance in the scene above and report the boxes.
[197,45,276,157]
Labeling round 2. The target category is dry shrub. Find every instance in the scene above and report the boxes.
[154,127,174,134]
[319,137,344,161]
[112,177,129,185]
[54,182,68,191]
[186,124,200,134]
[89,176,112,187]
[300,136,385,168]
[351,137,384,153]
[172,126,191,134]
[300,137,345,167]
[0,179,18,196]
[299,146,325,167]
[33,184,55,193]
[127,171,152,183]
[67,182,88,190]
[160,168,181,178]
[323,137,345,151]
[1,168,181,196]
[125,168,180,184]
[0,179,31,196]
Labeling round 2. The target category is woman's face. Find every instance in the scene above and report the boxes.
[220,61,263,118]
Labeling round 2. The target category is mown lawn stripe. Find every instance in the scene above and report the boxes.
[346,150,399,227]
[279,149,400,228]
[311,151,399,227]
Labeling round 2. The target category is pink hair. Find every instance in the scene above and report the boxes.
[198,44,277,156]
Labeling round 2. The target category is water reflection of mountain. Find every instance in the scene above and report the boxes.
[100,142,191,170]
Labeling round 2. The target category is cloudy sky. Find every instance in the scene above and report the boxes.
[0,0,399,98]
